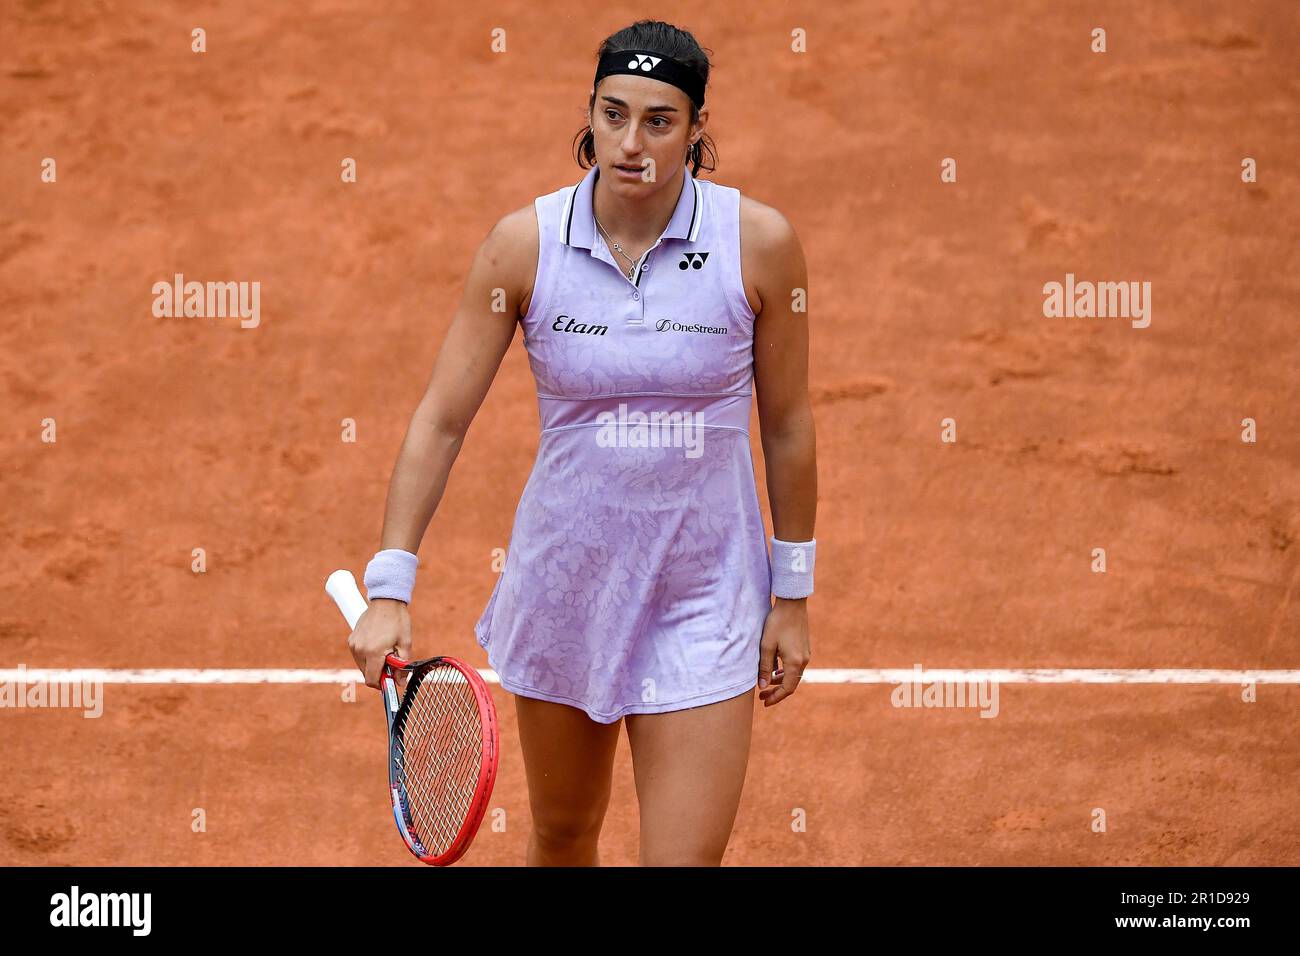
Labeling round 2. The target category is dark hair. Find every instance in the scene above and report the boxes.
[571,19,718,176]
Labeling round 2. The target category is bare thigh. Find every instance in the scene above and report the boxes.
[513,694,623,865]
[624,686,756,866]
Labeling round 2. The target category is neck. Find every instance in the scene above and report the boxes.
[592,164,683,249]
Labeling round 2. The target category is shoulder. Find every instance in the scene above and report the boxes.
[483,202,539,297]
[738,194,801,262]
[481,175,576,261]
[459,202,541,318]
[482,201,538,261]
[736,193,805,316]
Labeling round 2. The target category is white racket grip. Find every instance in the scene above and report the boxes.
[325,569,369,629]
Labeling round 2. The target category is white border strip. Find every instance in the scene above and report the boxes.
[0,668,1297,685]
[804,669,1300,684]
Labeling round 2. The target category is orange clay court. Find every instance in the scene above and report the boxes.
[1,2,1297,865]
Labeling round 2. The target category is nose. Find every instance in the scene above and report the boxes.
[618,124,643,157]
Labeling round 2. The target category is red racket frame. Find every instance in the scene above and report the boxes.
[380,653,498,866]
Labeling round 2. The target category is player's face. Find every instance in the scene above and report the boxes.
[590,74,703,190]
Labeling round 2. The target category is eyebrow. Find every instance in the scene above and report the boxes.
[600,95,680,113]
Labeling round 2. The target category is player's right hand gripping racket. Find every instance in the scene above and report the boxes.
[326,569,498,866]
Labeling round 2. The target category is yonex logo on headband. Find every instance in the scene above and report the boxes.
[594,48,705,109]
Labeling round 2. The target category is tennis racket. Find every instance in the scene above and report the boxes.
[325,569,499,866]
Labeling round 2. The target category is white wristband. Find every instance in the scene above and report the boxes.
[770,537,815,599]
[363,549,419,603]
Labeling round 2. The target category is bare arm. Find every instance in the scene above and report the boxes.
[378,204,538,553]
[751,202,817,551]
[748,198,817,708]
[347,204,536,687]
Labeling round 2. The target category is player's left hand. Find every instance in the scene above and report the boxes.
[757,599,810,708]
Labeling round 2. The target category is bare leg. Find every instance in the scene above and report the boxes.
[624,686,756,866]
[514,694,623,866]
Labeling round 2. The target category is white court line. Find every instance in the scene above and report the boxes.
[0,668,1298,685]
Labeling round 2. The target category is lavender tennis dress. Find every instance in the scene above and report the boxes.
[473,162,772,723]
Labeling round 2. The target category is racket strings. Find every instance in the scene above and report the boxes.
[398,687,482,851]
[393,666,486,855]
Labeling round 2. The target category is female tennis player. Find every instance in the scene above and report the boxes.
[348,19,817,866]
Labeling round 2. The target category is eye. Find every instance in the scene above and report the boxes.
[604,109,623,123]
[649,116,670,128]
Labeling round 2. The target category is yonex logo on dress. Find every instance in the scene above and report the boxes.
[679,252,709,270]
[654,318,729,335]
[595,403,705,459]
[628,54,662,71]
[552,314,608,335]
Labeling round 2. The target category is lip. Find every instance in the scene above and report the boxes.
[613,163,645,178]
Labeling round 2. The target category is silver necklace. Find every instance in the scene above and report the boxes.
[593,215,640,280]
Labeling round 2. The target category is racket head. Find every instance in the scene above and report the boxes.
[379,655,498,866]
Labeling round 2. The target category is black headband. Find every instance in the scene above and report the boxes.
[593,49,705,109]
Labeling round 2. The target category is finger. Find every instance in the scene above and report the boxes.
[758,665,785,698]
[762,665,801,705]
[762,682,796,706]
[364,655,385,690]
[758,643,777,689]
